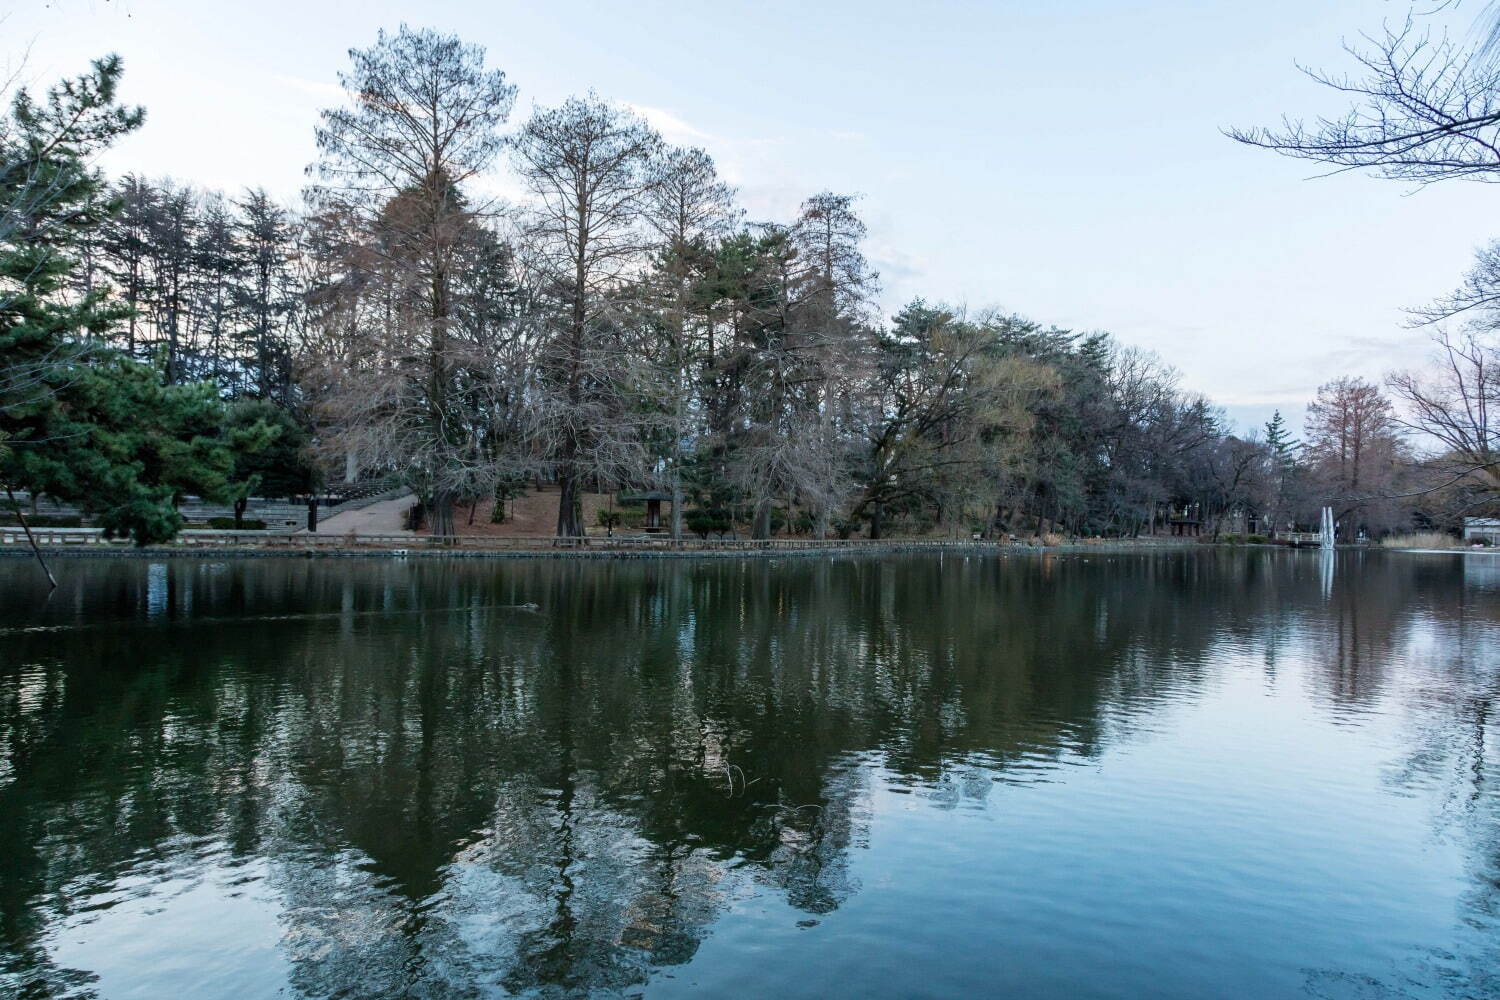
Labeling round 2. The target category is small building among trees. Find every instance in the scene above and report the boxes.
[1463,518,1500,545]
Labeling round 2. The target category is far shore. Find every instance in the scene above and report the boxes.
[4,535,1471,562]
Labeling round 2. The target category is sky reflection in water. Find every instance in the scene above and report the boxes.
[0,550,1496,999]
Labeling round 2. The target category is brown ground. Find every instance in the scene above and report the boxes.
[423,488,996,540]
[424,488,624,537]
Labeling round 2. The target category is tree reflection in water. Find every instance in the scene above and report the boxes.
[0,551,1496,998]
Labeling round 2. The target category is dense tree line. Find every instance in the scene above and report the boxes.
[5,26,1460,546]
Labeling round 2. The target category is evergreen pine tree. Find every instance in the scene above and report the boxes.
[1,56,241,544]
[1264,409,1299,469]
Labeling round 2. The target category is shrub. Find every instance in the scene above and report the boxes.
[597,509,622,531]
[207,517,266,530]
[1246,534,1270,545]
[686,509,730,539]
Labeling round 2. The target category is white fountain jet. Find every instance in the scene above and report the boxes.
[1320,506,1335,550]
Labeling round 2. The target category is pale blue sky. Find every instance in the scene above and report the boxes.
[8,0,1494,433]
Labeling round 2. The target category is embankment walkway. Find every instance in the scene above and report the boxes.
[1,529,1200,560]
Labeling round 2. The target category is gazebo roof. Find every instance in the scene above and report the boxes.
[620,490,674,502]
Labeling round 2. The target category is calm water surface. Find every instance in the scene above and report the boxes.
[0,550,1497,999]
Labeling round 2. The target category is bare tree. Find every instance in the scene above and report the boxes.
[511,94,662,537]
[307,25,516,536]
[1388,325,1500,515]
[1305,375,1408,537]
[1229,18,1500,184]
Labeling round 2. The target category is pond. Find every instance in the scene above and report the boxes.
[0,550,1496,999]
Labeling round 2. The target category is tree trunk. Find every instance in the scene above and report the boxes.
[671,474,684,543]
[556,469,583,539]
[233,496,248,530]
[869,502,884,540]
[429,491,456,540]
[343,449,358,484]
[751,498,773,540]
[6,487,56,590]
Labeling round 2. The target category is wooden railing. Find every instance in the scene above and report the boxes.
[1280,532,1327,547]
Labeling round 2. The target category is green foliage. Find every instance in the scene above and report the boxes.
[222,397,313,514]
[597,509,622,530]
[207,517,265,530]
[686,508,730,539]
[0,56,238,545]
[1263,410,1299,468]
[831,516,859,540]
[4,341,236,545]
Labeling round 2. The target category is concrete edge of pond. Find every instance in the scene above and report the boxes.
[0,540,1226,561]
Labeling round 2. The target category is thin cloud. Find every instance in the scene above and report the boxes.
[272,73,348,105]
[624,102,713,145]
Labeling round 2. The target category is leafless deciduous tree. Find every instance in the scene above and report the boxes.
[307,25,516,536]
[1388,325,1500,516]
[1229,19,1500,184]
[1305,376,1408,537]
[511,94,662,537]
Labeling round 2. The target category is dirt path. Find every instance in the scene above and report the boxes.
[311,492,416,535]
